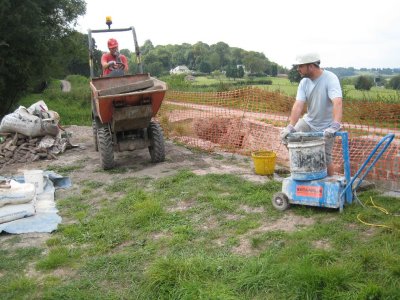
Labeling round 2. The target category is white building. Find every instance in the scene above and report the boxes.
[170,65,191,74]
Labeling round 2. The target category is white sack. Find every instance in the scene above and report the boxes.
[0,180,36,207]
[0,106,59,137]
[0,201,36,224]
[27,100,49,115]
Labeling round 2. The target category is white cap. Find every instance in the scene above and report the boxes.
[295,53,320,65]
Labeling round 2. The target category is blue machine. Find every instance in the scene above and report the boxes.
[272,131,395,212]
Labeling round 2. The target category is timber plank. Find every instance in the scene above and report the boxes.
[98,79,154,96]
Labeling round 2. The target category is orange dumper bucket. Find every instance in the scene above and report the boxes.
[251,150,276,175]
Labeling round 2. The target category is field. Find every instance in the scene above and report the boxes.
[1,124,399,299]
[1,76,398,299]
[191,75,400,102]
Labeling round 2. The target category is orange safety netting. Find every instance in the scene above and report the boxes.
[158,87,400,189]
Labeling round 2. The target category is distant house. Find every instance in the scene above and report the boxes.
[170,65,191,75]
[237,64,248,74]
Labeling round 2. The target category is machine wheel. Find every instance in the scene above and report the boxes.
[92,118,99,152]
[272,192,290,211]
[97,124,114,170]
[148,121,165,163]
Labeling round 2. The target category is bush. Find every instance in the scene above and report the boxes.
[65,75,89,86]
[355,76,373,91]
[288,66,301,83]
[160,74,191,91]
[387,75,400,90]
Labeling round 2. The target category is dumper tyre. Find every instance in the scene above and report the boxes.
[148,121,165,163]
[97,124,114,169]
[92,118,98,152]
[272,192,290,211]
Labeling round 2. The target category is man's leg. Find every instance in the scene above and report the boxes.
[294,118,311,133]
[327,163,335,176]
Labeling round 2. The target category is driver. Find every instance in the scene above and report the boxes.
[101,38,129,76]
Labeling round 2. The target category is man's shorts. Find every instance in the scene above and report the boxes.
[294,118,335,164]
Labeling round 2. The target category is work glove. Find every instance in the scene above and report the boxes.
[108,61,116,68]
[280,124,296,144]
[323,121,341,138]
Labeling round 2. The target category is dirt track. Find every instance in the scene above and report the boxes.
[1,125,281,191]
[2,126,396,251]
[60,80,71,92]
[0,125,282,250]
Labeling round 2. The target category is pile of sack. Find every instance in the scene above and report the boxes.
[0,100,72,169]
[0,170,65,233]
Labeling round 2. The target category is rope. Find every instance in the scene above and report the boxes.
[356,196,399,231]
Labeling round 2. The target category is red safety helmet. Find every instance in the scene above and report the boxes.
[107,38,118,49]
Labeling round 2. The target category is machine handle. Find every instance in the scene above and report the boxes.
[90,27,134,33]
[341,133,395,195]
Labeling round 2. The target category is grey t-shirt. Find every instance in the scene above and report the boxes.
[296,70,342,131]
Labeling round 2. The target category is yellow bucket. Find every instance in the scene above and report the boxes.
[251,150,277,175]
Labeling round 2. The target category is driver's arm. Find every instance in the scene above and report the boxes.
[121,56,129,73]
[101,55,114,71]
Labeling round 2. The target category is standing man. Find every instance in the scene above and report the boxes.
[101,38,129,77]
[280,53,343,176]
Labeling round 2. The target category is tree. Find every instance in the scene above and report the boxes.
[198,61,212,74]
[270,63,278,77]
[387,75,400,90]
[137,41,285,79]
[355,76,373,91]
[231,47,245,65]
[243,51,267,74]
[52,31,99,78]
[0,0,86,118]
[288,66,301,83]
[225,64,238,80]
[208,52,222,71]
[192,41,210,70]
[154,47,172,70]
[145,62,163,77]
[210,42,230,70]
[143,52,158,69]
[170,45,187,67]
[237,65,245,78]
[141,40,154,55]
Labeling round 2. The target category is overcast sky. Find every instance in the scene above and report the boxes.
[76,0,400,69]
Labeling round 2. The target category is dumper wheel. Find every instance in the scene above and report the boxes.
[92,118,98,152]
[272,192,290,211]
[148,121,165,163]
[97,124,114,169]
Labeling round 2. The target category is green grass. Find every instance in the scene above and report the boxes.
[1,170,399,299]
[4,74,399,298]
[343,85,400,102]
[47,164,85,176]
[18,75,92,126]
[191,75,274,86]
[188,75,400,102]
[259,80,400,101]
[258,81,298,96]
